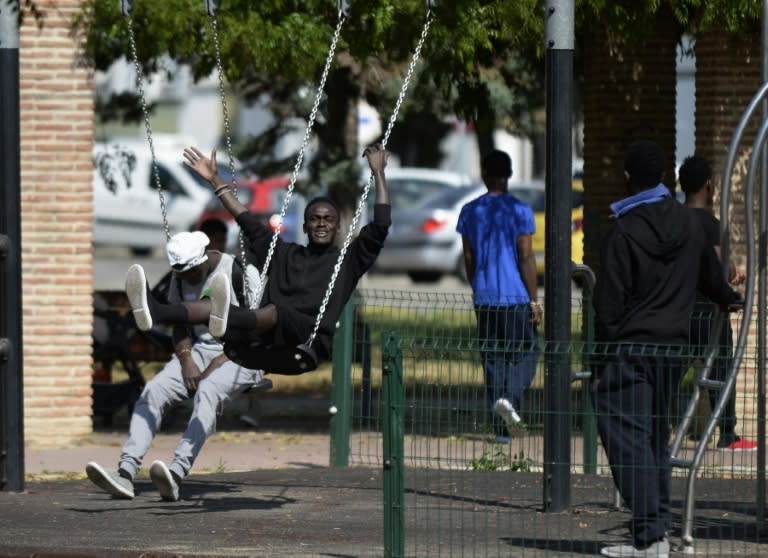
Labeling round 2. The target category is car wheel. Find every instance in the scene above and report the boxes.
[408,271,442,283]
[131,247,152,257]
[455,257,468,284]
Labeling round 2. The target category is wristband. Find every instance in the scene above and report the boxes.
[214,185,230,197]
[177,348,192,358]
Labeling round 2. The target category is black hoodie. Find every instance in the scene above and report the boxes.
[236,204,391,361]
[594,197,740,345]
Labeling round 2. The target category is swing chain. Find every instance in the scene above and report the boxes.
[125,15,172,242]
[257,12,347,292]
[209,15,256,306]
[305,9,434,349]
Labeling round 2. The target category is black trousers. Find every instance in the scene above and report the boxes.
[591,345,685,548]
[688,303,737,437]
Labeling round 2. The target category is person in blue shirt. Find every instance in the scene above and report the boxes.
[457,150,542,443]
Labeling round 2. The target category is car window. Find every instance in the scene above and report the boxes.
[509,187,583,211]
[385,179,461,210]
[234,187,253,207]
[572,189,583,209]
[152,164,188,197]
[419,186,481,209]
[183,163,235,189]
[510,188,545,212]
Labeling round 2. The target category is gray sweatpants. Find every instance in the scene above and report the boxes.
[118,343,263,481]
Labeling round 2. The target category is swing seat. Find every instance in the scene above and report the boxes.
[224,341,318,375]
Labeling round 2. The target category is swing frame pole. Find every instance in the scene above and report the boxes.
[0,0,25,492]
[543,0,574,514]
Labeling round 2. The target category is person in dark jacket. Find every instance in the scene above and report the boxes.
[679,155,753,451]
[125,143,390,366]
[593,140,742,558]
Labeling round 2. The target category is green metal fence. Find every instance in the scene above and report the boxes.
[330,287,766,556]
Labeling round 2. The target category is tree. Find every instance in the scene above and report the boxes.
[73,1,547,204]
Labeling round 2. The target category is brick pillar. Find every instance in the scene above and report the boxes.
[695,28,762,441]
[20,1,95,445]
[581,10,679,276]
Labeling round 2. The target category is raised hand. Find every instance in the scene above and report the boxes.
[183,147,219,185]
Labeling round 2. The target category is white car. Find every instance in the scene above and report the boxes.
[92,136,227,254]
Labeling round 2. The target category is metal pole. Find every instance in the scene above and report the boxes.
[757,0,768,527]
[329,300,354,466]
[382,331,404,558]
[543,0,574,513]
[0,0,25,492]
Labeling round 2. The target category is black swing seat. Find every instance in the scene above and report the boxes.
[224,341,318,375]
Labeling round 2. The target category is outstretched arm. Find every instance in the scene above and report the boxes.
[363,144,389,205]
[183,146,248,218]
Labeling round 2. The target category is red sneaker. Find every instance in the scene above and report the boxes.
[722,438,758,451]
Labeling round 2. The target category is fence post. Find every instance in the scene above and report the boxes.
[382,331,404,558]
[329,300,354,466]
[582,295,597,474]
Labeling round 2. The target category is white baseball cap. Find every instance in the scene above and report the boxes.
[166,231,210,272]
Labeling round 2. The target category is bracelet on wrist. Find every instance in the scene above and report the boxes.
[213,185,230,197]
[177,348,192,358]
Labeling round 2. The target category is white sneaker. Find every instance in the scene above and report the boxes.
[493,398,521,428]
[85,461,134,499]
[125,264,152,331]
[149,460,180,502]
[600,538,669,558]
[208,272,231,338]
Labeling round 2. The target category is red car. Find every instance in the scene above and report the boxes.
[194,176,307,250]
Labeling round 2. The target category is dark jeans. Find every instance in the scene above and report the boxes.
[688,303,737,438]
[591,344,685,548]
[475,305,540,428]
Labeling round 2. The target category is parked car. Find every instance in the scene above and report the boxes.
[92,136,221,255]
[508,179,584,277]
[378,166,472,206]
[194,176,307,251]
[374,184,484,283]
[375,178,584,284]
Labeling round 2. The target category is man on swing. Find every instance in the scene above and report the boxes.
[125,143,390,369]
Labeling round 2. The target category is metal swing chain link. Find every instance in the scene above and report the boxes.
[126,16,171,242]
[258,10,347,295]
[305,9,434,349]
[209,15,255,306]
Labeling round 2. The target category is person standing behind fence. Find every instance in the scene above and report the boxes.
[592,140,743,558]
[457,149,542,444]
[678,155,754,451]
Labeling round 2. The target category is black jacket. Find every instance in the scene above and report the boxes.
[237,204,391,360]
[594,197,740,345]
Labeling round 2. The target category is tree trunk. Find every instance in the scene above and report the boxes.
[581,9,679,277]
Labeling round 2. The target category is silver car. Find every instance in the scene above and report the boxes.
[375,184,486,283]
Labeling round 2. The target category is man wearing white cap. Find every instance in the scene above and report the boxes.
[86,230,263,502]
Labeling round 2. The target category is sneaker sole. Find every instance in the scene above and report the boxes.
[85,461,134,499]
[493,399,521,427]
[149,460,179,502]
[125,264,152,331]
[208,273,231,338]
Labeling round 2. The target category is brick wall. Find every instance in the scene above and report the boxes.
[20,0,94,445]
[695,28,763,440]
[581,9,678,276]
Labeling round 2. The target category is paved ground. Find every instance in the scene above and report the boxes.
[4,419,768,558]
